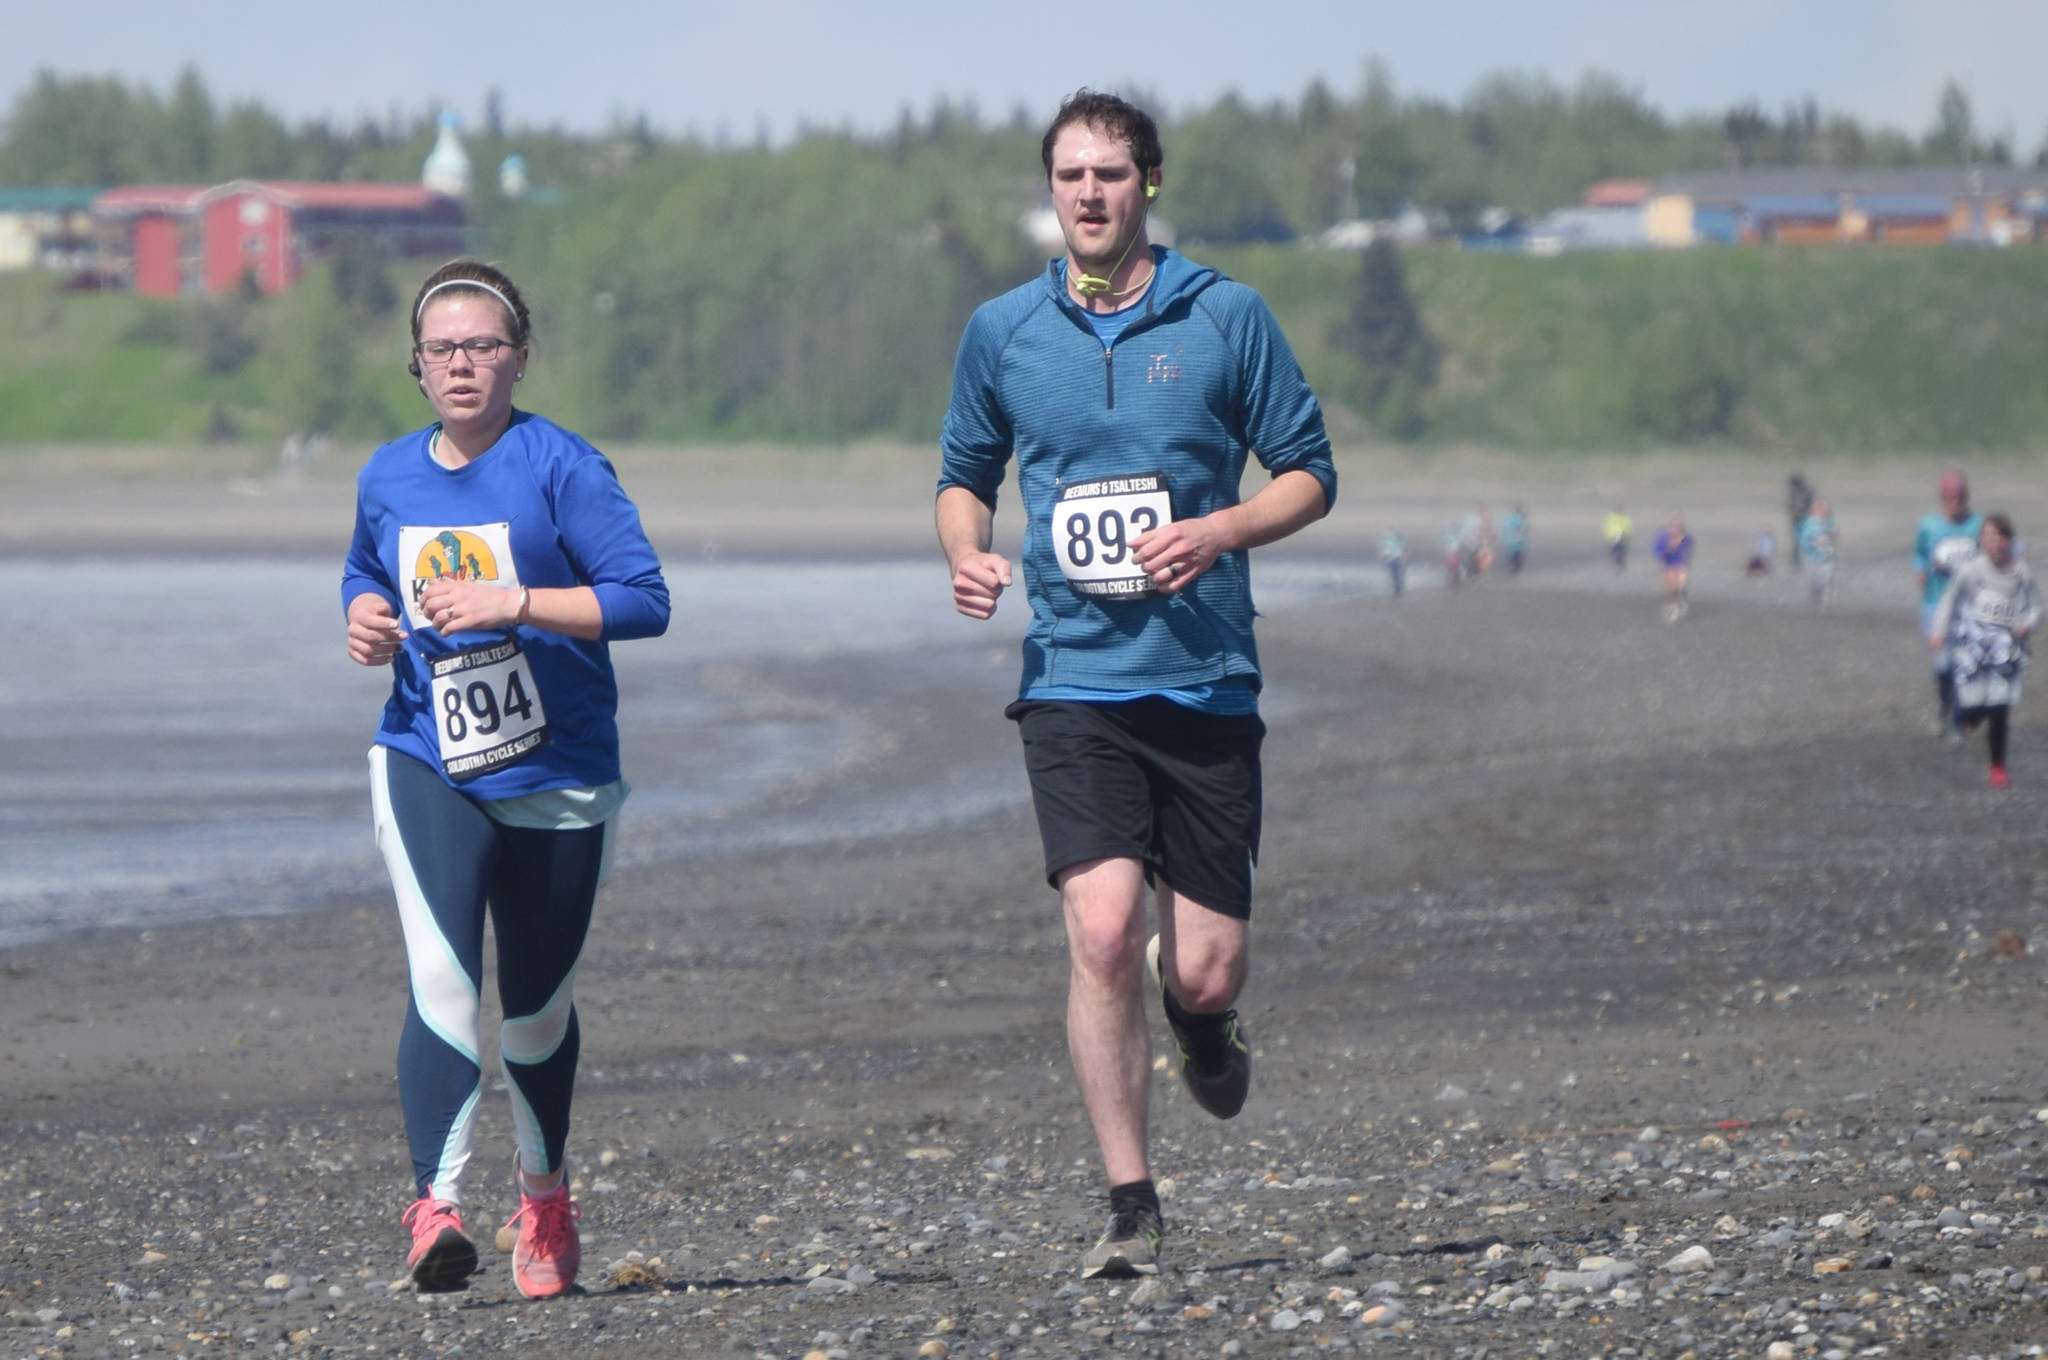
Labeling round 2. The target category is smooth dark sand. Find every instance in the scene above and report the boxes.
[7,463,2048,1357]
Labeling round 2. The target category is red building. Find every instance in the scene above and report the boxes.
[95,180,465,297]
[93,185,208,294]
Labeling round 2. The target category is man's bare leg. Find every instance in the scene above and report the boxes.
[1060,856,1152,1184]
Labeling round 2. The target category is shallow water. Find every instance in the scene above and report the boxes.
[0,556,1385,948]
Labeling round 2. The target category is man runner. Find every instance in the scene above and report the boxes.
[1915,468,1984,742]
[935,89,1337,1279]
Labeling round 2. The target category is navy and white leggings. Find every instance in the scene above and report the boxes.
[369,747,611,1204]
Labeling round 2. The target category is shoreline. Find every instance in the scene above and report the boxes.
[8,445,2044,562]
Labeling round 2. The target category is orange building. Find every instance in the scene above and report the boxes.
[1642,168,2048,248]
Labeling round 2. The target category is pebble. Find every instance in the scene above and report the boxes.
[1662,1245,1713,1274]
[1129,1277,1172,1308]
[1543,1261,1638,1292]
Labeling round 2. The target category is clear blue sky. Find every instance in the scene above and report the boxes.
[9,0,2048,150]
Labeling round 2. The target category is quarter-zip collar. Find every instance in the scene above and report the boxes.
[1047,246,1219,409]
[1046,244,1216,336]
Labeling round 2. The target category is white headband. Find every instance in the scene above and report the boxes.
[414,279,518,330]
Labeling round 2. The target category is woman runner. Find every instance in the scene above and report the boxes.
[341,259,670,1295]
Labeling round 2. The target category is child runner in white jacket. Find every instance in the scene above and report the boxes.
[1930,513,2041,789]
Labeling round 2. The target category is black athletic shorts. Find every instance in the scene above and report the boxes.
[1005,696,1265,919]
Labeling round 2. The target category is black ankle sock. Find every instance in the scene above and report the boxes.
[1109,1178,1160,1219]
[1161,983,1234,1064]
[1160,980,1230,1027]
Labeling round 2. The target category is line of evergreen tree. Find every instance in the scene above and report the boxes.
[3,64,2034,230]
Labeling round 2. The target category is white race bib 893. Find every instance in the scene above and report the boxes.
[1052,472,1172,599]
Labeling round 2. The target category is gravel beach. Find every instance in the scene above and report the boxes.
[7,459,2048,1359]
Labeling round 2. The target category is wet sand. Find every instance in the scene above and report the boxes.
[6,460,2048,1357]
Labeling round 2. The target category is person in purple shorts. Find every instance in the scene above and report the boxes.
[1652,513,1695,622]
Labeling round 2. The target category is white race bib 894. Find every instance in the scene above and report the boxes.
[1052,472,1172,599]
[430,639,549,781]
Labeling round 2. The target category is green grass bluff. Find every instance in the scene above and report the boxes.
[7,242,2048,458]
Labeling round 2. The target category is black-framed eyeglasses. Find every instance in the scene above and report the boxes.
[414,337,515,363]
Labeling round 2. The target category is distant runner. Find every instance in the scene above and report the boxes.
[1500,504,1529,575]
[1797,498,1837,606]
[1380,528,1406,598]
[1914,468,1984,742]
[1605,507,1632,573]
[1745,524,1776,577]
[1652,513,1695,622]
[1786,473,1815,568]
[936,90,1336,1280]
[1929,513,2038,789]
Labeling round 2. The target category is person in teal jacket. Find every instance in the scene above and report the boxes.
[1915,468,1984,739]
[936,90,1335,1282]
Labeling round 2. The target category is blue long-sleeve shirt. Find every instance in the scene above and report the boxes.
[343,411,669,797]
[938,247,1336,700]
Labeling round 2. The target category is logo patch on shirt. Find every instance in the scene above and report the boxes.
[397,522,517,629]
[1145,353,1182,384]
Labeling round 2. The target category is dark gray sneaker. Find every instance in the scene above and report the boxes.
[1147,934,1251,1119]
[1080,1201,1163,1278]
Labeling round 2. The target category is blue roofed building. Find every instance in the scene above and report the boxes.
[1644,168,2048,247]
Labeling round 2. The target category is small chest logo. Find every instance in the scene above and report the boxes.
[1145,353,1182,384]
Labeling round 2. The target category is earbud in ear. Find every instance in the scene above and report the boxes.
[1144,181,1158,200]
[407,360,422,379]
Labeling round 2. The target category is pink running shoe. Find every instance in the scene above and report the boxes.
[503,1182,581,1299]
[1990,765,2011,790]
[402,1198,478,1291]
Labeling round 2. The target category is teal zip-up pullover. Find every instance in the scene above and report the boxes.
[938,246,1336,699]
